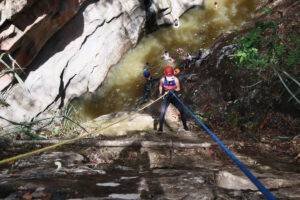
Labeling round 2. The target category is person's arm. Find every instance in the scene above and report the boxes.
[159,78,163,95]
[175,77,180,91]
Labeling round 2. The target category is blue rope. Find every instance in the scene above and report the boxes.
[169,91,276,200]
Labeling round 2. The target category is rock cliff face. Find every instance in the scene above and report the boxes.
[0,0,203,125]
[0,0,87,66]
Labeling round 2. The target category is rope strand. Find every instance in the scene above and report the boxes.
[0,93,168,165]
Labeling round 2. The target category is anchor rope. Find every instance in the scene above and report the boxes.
[0,93,169,165]
[169,91,276,200]
[0,87,277,200]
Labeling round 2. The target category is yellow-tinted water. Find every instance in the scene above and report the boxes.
[77,0,258,120]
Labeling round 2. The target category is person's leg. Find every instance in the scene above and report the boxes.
[158,95,170,131]
[170,94,189,130]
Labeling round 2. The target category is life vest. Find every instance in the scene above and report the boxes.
[163,76,176,91]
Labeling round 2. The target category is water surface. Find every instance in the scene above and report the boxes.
[76,0,258,120]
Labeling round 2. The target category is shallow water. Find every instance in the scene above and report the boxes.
[76,0,258,120]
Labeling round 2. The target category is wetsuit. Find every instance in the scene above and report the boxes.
[158,77,188,131]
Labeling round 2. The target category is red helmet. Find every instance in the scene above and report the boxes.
[164,66,174,76]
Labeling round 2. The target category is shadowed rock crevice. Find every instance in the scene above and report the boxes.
[143,0,159,33]
[36,67,77,117]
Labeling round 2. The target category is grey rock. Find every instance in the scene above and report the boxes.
[0,0,204,126]
[216,170,300,191]
[84,112,154,136]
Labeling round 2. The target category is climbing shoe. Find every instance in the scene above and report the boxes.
[157,129,164,134]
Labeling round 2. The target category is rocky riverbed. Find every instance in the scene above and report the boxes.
[0,0,299,199]
[1,130,300,199]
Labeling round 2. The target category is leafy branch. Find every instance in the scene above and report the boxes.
[233,21,300,105]
[273,68,300,104]
[0,53,29,93]
[0,103,83,139]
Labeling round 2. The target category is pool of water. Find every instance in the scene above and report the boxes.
[75,0,258,120]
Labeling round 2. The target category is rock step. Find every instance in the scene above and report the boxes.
[11,139,212,149]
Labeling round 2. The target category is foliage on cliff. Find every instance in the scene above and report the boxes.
[186,0,299,143]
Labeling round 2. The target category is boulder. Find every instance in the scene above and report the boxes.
[165,103,181,130]
[13,151,85,169]
[216,170,300,191]
[84,112,154,136]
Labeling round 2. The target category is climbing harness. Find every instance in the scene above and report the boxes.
[0,92,169,165]
[163,76,176,91]
[169,91,276,200]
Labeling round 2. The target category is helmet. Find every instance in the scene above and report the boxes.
[143,69,150,78]
[164,66,174,76]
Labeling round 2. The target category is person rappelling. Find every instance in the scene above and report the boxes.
[141,67,157,103]
[158,66,188,132]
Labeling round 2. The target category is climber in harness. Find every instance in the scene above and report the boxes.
[138,67,159,104]
[158,66,189,132]
[142,68,154,102]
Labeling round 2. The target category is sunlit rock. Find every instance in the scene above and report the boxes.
[84,112,154,136]
[216,170,300,191]
[0,0,203,125]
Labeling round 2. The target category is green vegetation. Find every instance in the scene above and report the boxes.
[233,20,300,104]
[60,104,82,134]
[0,53,25,88]
[234,21,280,69]
[0,104,82,139]
[286,35,300,67]
[0,118,46,140]
[259,7,273,15]
[233,21,300,69]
